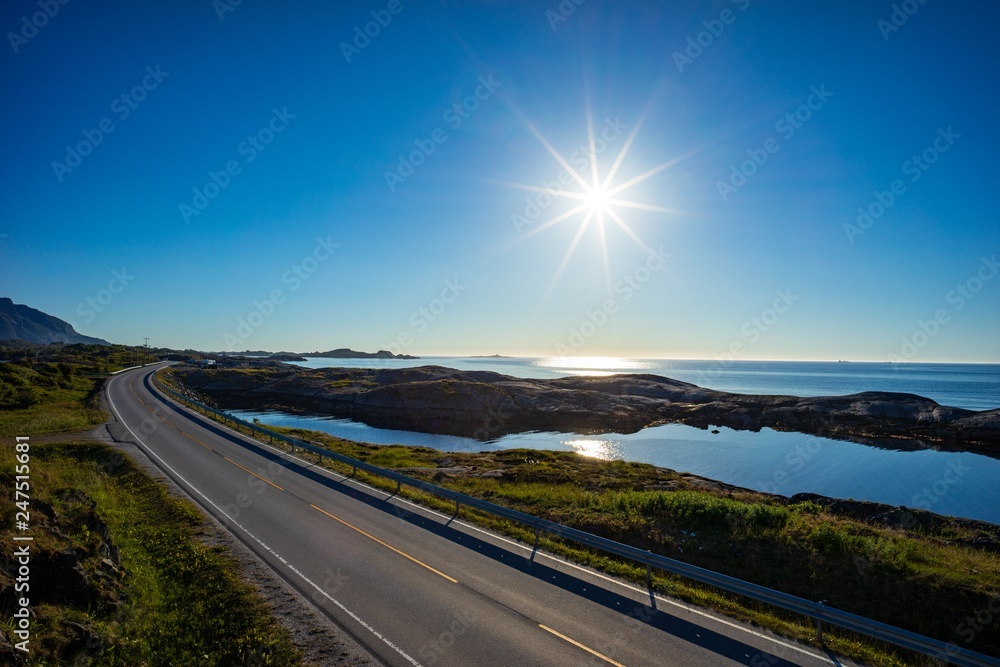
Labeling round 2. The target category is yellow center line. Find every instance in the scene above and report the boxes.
[131,386,169,420]
[129,375,284,474]
[181,431,214,451]
[310,504,458,584]
[143,403,161,416]
[129,383,210,446]
[538,624,626,667]
[225,457,284,491]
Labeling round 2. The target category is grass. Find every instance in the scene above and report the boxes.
[166,373,1000,667]
[0,347,304,665]
[0,442,301,666]
[0,361,106,436]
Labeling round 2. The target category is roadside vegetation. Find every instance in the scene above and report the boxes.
[162,367,1000,667]
[0,342,163,437]
[0,356,103,437]
[0,443,301,666]
[0,344,303,666]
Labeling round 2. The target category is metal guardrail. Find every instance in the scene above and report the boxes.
[109,364,146,375]
[149,371,999,667]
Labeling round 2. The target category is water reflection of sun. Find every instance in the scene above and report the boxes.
[564,439,624,460]
[536,356,657,376]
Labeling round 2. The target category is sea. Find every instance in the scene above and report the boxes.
[230,357,1000,524]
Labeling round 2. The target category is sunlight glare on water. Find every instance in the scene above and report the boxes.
[534,357,658,376]
[563,438,624,460]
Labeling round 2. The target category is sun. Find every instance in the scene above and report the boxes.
[500,103,695,301]
[584,185,611,216]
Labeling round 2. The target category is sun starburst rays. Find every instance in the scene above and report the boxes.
[505,104,692,301]
[539,211,595,306]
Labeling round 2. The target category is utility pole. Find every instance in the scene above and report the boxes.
[143,338,150,367]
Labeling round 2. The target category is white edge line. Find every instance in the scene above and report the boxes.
[108,372,423,667]
[149,371,838,665]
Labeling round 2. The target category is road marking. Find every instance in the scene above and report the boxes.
[129,382,177,428]
[107,371,425,667]
[539,624,626,667]
[310,504,458,584]
[179,430,214,451]
[130,381,215,451]
[304,465,838,665]
[225,457,284,491]
[297,463,834,665]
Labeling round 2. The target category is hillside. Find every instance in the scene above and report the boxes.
[0,298,110,345]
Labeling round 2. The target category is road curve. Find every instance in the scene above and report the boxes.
[106,364,847,667]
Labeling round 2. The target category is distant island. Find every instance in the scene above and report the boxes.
[266,353,308,361]
[471,354,511,358]
[223,348,418,360]
[303,348,418,360]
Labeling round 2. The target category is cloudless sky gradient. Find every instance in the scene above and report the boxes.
[2,0,998,361]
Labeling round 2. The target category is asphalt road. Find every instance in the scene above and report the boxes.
[106,364,847,667]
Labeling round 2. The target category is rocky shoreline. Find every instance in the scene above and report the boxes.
[172,362,1000,458]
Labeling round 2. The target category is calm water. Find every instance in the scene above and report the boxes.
[231,409,1000,524]
[289,357,1000,411]
[235,358,999,524]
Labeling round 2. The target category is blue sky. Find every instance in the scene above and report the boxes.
[2,0,998,361]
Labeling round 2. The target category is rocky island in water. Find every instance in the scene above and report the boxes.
[172,362,1000,458]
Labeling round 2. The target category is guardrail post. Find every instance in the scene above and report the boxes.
[815,599,827,644]
[395,480,401,495]
[448,500,460,525]
[530,528,540,563]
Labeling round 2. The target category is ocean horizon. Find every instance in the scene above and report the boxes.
[287,356,1000,412]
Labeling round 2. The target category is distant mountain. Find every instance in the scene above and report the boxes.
[0,298,110,345]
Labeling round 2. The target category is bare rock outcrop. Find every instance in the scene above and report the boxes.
[174,364,1000,457]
